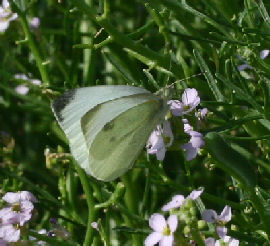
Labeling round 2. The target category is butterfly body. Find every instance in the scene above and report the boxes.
[52,85,168,181]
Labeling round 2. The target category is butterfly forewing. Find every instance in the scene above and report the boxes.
[52,86,151,171]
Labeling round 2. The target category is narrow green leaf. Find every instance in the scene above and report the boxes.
[216,73,262,112]
[256,0,270,27]
[205,132,257,188]
[193,50,224,101]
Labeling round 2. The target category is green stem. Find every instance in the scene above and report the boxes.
[11,3,50,85]
[121,174,141,246]
[103,0,110,18]
[80,0,96,85]
[141,168,151,216]
[74,161,96,246]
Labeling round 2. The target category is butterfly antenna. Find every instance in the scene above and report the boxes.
[166,71,206,90]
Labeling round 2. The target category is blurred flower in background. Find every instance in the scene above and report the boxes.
[0,0,17,33]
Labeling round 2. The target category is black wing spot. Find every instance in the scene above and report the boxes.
[103,121,114,131]
[52,89,76,122]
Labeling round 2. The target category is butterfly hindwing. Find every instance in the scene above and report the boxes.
[83,98,165,181]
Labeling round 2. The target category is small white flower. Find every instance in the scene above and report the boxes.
[30,17,40,29]
[181,130,205,161]
[14,74,41,95]
[144,213,178,246]
[168,88,200,116]
[260,49,270,60]
[147,120,174,161]
[162,188,204,211]
[1,191,37,226]
[91,222,99,231]
[15,85,29,95]
[0,0,18,33]
[202,205,231,238]
[202,205,231,224]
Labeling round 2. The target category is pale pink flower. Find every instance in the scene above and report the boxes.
[30,17,40,29]
[202,205,231,238]
[0,0,17,33]
[144,214,178,246]
[168,88,200,116]
[15,85,29,95]
[202,205,232,223]
[2,191,37,226]
[162,188,204,211]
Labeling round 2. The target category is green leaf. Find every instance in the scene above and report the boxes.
[205,132,257,188]
[193,50,224,102]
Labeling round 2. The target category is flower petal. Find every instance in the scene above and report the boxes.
[19,191,37,203]
[163,120,174,147]
[182,88,200,109]
[189,132,205,148]
[15,85,29,95]
[144,232,162,246]
[167,215,178,232]
[237,63,253,71]
[149,213,166,232]
[181,143,198,161]
[202,209,218,223]
[216,226,227,238]
[187,188,204,200]
[159,235,173,246]
[168,100,184,116]
[0,224,20,242]
[0,20,9,32]
[223,236,239,246]
[260,49,270,60]
[156,147,166,161]
[2,192,20,203]
[218,205,231,222]
[161,195,185,211]
[205,238,216,246]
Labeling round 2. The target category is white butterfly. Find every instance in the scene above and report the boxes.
[52,85,169,181]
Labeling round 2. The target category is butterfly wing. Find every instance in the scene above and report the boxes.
[81,95,168,181]
[51,85,164,180]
